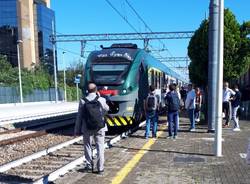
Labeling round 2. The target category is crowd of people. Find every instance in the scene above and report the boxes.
[144,81,243,139]
[74,81,243,174]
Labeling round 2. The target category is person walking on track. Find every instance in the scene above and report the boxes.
[75,82,109,174]
[165,84,180,139]
[144,85,159,139]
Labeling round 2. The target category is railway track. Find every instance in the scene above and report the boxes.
[0,121,145,184]
[0,113,76,147]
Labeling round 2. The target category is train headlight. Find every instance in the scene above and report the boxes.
[122,89,127,94]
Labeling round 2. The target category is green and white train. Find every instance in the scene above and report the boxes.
[83,43,187,127]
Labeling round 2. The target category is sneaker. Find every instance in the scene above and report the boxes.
[173,135,178,139]
[196,118,200,122]
[83,165,92,172]
[167,135,173,139]
[97,170,104,175]
[233,128,240,131]
[223,124,229,128]
[189,128,196,132]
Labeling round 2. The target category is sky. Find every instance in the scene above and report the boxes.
[51,0,250,77]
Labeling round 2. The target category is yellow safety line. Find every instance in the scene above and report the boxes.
[119,117,127,125]
[113,117,122,126]
[111,130,164,184]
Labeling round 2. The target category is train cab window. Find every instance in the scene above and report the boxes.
[92,64,128,72]
[91,63,130,84]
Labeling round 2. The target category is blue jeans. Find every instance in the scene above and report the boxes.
[188,109,195,129]
[145,113,158,138]
[232,106,240,128]
[168,111,179,136]
[195,110,200,120]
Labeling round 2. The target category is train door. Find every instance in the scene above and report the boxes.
[136,63,148,121]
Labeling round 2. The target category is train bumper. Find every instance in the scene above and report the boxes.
[105,115,134,127]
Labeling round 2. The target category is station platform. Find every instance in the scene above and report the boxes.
[55,116,250,184]
[0,102,79,128]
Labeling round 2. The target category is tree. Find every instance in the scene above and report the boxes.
[0,55,18,86]
[188,20,209,86]
[188,9,250,86]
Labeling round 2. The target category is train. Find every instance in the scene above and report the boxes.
[83,43,187,128]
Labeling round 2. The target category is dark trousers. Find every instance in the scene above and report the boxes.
[168,111,179,136]
[223,101,231,125]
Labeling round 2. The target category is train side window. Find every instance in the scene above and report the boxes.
[148,69,152,86]
[151,70,154,86]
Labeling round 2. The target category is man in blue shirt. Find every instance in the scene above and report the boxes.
[165,84,180,139]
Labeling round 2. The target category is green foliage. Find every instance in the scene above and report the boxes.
[188,20,209,86]
[0,55,83,101]
[0,55,19,87]
[188,9,250,86]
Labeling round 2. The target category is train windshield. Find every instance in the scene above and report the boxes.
[91,62,130,85]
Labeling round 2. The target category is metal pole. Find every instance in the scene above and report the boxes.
[17,40,23,104]
[76,82,79,101]
[214,0,224,157]
[52,20,58,103]
[62,51,67,102]
[208,0,219,132]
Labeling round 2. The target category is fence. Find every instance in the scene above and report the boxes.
[241,101,250,120]
[0,87,64,104]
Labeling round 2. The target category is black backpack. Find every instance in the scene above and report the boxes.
[82,96,105,131]
[147,94,157,112]
[167,92,180,111]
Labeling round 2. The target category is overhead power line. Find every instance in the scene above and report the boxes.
[124,0,167,49]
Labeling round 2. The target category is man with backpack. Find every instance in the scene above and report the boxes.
[165,84,180,139]
[74,82,109,174]
[144,85,159,139]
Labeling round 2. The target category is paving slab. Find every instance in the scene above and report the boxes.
[54,116,250,184]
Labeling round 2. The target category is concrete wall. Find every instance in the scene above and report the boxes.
[17,0,37,69]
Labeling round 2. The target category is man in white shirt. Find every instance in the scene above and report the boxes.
[185,84,196,131]
[223,82,235,127]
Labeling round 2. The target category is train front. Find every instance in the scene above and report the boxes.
[84,44,141,128]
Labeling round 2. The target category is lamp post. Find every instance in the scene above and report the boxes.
[17,40,23,104]
[62,51,67,102]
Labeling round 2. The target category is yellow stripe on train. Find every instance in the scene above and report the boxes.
[105,116,133,126]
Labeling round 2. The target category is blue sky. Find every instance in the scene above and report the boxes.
[51,0,250,76]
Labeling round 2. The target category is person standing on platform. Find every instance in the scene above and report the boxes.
[74,82,109,174]
[222,82,235,128]
[195,87,202,122]
[180,86,187,109]
[165,84,180,139]
[231,84,241,131]
[144,85,159,139]
[185,84,196,131]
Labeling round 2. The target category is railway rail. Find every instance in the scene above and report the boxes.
[0,121,145,184]
[0,113,76,147]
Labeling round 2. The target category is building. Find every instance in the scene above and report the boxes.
[0,0,56,70]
